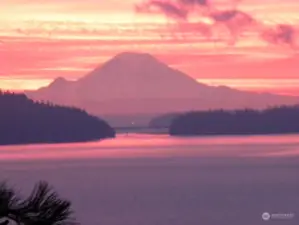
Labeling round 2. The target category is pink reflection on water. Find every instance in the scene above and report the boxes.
[0,134,299,161]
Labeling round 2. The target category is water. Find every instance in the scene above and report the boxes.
[0,134,299,225]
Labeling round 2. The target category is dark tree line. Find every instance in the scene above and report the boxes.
[0,91,115,145]
[169,105,299,136]
[0,181,76,225]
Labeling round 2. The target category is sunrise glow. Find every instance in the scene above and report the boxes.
[1,0,299,94]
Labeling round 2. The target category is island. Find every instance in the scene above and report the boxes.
[169,106,299,136]
[0,91,115,145]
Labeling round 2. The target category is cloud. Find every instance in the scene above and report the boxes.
[260,24,297,48]
[177,0,210,7]
[134,0,298,49]
[135,0,188,21]
[134,1,253,40]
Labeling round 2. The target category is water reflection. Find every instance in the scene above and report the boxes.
[0,133,299,161]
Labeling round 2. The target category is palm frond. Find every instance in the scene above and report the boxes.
[0,181,77,225]
[18,181,75,225]
[0,182,19,218]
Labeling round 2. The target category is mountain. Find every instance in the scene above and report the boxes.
[26,52,299,117]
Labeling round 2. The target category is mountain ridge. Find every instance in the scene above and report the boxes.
[25,52,299,115]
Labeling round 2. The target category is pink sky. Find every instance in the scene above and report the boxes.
[1,0,299,95]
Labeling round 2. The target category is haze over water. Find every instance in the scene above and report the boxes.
[1,134,298,225]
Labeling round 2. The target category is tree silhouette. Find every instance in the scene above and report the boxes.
[0,181,76,225]
[169,105,299,136]
[0,90,115,145]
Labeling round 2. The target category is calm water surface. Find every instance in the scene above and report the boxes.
[0,134,298,225]
[1,133,299,160]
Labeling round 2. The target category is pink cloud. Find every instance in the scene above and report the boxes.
[0,0,299,94]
